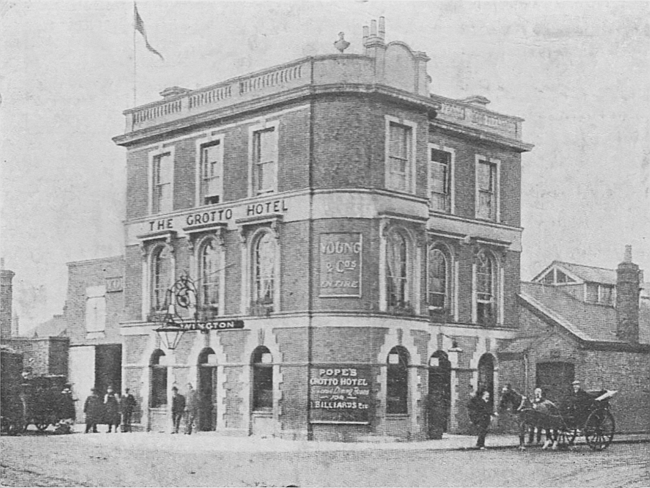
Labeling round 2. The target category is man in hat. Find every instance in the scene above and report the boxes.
[171,386,185,434]
[570,380,592,427]
[83,388,101,433]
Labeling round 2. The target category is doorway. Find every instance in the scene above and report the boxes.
[536,362,574,406]
[198,348,218,431]
[95,344,122,396]
[477,353,495,407]
[427,351,451,438]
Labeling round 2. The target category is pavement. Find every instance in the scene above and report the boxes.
[60,425,650,453]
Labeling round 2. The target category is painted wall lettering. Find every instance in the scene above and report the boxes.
[319,233,362,298]
[309,366,372,424]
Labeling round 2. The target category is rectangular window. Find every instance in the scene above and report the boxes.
[387,123,412,192]
[85,285,106,333]
[200,142,223,205]
[429,149,451,212]
[600,285,614,305]
[585,283,598,303]
[253,128,277,194]
[477,160,498,221]
[152,152,173,214]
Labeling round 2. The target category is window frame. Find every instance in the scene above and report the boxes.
[149,244,173,314]
[196,236,224,316]
[248,120,279,197]
[385,116,417,194]
[251,346,273,412]
[195,134,224,206]
[383,227,415,313]
[428,144,455,213]
[474,155,501,222]
[427,246,451,313]
[85,285,107,333]
[148,146,175,215]
[473,249,501,326]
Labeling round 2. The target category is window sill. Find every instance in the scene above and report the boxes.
[252,410,273,417]
[386,414,409,419]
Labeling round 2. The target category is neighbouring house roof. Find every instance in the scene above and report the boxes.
[28,315,67,338]
[532,260,618,285]
[498,336,541,354]
[519,282,650,346]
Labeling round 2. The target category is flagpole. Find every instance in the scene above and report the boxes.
[133,1,137,107]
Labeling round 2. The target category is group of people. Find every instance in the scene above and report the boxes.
[171,383,198,435]
[467,380,592,449]
[83,387,137,434]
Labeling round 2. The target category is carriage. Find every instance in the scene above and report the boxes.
[553,389,616,451]
[500,385,617,451]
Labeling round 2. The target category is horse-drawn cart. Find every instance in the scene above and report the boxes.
[554,390,616,451]
[500,385,617,451]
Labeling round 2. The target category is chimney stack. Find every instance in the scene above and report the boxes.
[378,16,386,40]
[0,259,15,341]
[616,245,641,343]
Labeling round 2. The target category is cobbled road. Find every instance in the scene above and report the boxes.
[1,431,648,487]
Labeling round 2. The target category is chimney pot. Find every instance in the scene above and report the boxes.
[363,25,369,40]
[624,245,632,263]
[371,19,377,37]
[379,16,386,39]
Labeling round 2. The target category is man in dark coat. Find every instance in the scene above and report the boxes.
[171,386,186,434]
[184,383,198,435]
[120,388,137,433]
[468,389,497,449]
[104,386,120,433]
[569,380,592,427]
[83,389,101,433]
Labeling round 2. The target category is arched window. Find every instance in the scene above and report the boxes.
[386,230,409,310]
[476,250,496,325]
[252,346,273,412]
[151,246,172,313]
[199,239,221,314]
[387,346,409,414]
[428,247,449,312]
[150,349,167,408]
[252,232,276,311]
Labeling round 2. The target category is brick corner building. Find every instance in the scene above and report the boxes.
[112,19,533,440]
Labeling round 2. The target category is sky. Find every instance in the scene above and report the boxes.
[1,0,649,333]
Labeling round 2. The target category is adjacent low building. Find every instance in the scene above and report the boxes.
[499,247,650,433]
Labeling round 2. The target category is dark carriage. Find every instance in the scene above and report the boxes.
[22,375,72,431]
[554,389,616,451]
[0,347,26,435]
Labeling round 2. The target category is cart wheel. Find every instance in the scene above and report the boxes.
[555,428,576,449]
[35,422,49,431]
[585,409,615,451]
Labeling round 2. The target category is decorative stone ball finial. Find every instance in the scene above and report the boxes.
[334,32,350,53]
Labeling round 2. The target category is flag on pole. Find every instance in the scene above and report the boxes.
[134,3,164,61]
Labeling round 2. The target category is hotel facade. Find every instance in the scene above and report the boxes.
[112,21,533,440]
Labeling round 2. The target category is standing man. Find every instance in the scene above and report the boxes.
[171,386,185,434]
[104,386,120,433]
[185,383,198,435]
[468,389,498,449]
[83,388,101,434]
[570,380,592,427]
[120,388,137,433]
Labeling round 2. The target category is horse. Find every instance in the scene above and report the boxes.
[499,385,563,450]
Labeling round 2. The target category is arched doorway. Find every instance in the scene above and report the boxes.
[427,350,451,438]
[477,353,495,407]
[198,348,217,431]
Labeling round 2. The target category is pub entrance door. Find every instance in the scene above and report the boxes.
[198,348,218,431]
[427,351,451,438]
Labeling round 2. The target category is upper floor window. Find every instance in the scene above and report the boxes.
[200,141,223,205]
[586,283,614,305]
[427,248,449,312]
[429,147,453,213]
[198,238,221,314]
[387,346,409,414]
[386,229,412,312]
[476,157,500,222]
[152,151,173,214]
[151,246,172,313]
[85,285,106,333]
[386,117,416,193]
[252,127,278,195]
[252,231,276,312]
[476,250,497,325]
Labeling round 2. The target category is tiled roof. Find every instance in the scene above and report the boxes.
[553,261,617,285]
[520,282,650,345]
